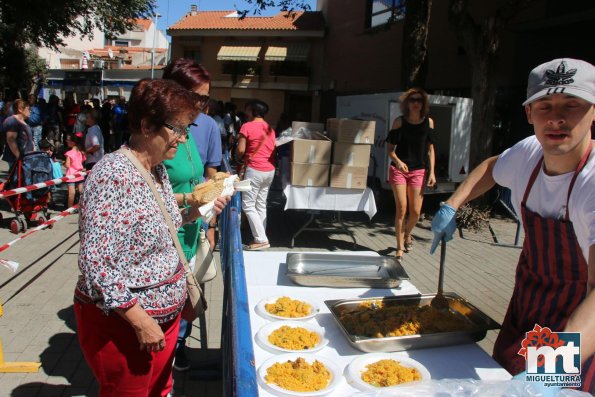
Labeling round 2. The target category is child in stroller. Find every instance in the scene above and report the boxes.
[0,151,53,233]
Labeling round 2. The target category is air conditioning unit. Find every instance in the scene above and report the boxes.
[93,60,105,69]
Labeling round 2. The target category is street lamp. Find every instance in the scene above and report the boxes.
[151,12,162,79]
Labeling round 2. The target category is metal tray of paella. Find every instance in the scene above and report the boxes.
[286,252,409,288]
[325,293,500,352]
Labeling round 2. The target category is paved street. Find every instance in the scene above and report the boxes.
[0,168,523,396]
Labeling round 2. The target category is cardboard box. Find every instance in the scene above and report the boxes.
[291,163,330,187]
[292,121,325,135]
[291,134,332,164]
[332,142,371,167]
[330,165,368,189]
[327,118,376,144]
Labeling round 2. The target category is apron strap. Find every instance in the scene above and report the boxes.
[522,141,593,220]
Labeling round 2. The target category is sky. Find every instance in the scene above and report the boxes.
[154,0,317,34]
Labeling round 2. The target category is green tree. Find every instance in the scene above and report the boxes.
[449,0,538,168]
[237,0,312,17]
[0,0,155,92]
[401,0,433,88]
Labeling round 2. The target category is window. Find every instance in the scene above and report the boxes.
[221,62,261,76]
[269,61,309,77]
[366,0,406,29]
[183,49,201,62]
[113,40,130,47]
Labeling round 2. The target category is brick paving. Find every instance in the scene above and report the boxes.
[0,179,524,396]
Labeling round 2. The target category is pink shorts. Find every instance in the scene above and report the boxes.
[388,166,426,188]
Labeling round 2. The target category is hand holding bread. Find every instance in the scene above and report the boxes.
[191,172,236,206]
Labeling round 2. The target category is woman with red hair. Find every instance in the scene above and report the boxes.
[74,78,228,397]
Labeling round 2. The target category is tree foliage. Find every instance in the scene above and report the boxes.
[0,0,155,92]
[448,0,538,168]
[236,0,312,18]
[401,0,433,88]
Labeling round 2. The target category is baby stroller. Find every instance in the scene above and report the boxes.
[0,152,52,233]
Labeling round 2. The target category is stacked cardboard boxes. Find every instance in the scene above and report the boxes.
[288,121,331,187]
[327,119,375,189]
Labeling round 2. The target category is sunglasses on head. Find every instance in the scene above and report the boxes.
[408,96,424,103]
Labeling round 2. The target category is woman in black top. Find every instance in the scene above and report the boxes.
[386,88,436,261]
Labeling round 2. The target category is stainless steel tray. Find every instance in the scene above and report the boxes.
[325,293,500,352]
[286,253,409,288]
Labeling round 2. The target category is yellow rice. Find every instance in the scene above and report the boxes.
[265,357,331,392]
[265,296,312,318]
[268,325,321,350]
[339,301,471,338]
[361,359,421,387]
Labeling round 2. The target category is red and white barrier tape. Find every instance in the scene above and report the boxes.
[0,172,88,199]
[0,205,79,272]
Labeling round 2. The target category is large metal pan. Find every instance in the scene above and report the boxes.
[325,293,500,352]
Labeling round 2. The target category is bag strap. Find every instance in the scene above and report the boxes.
[116,148,192,275]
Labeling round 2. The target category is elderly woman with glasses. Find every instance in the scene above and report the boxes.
[74,79,228,397]
[386,88,436,262]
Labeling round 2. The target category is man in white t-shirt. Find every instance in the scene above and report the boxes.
[431,58,594,393]
[84,109,104,170]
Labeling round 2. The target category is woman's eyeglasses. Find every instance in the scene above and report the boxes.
[163,122,196,138]
[408,97,424,104]
[197,95,210,109]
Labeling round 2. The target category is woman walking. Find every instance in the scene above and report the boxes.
[386,88,436,261]
[236,99,276,250]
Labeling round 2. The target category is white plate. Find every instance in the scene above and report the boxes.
[346,353,431,391]
[255,321,329,354]
[256,295,319,321]
[258,353,342,396]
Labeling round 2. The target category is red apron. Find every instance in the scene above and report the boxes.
[492,144,594,393]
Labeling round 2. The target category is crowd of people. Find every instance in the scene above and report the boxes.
[0,55,592,396]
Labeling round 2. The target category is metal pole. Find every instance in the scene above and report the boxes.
[151,13,161,79]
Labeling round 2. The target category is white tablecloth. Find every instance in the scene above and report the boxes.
[283,185,377,219]
[243,251,511,397]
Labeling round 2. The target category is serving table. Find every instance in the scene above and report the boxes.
[243,251,511,396]
[282,185,377,248]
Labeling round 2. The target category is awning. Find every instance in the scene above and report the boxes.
[264,43,310,62]
[217,45,261,61]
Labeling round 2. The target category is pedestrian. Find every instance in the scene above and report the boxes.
[27,94,44,150]
[83,108,104,170]
[44,95,63,149]
[387,88,436,262]
[74,78,227,397]
[431,58,595,393]
[99,100,112,152]
[64,132,86,209]
[236,99,276,251]
[161,58,223,373]
[2,99,34,169]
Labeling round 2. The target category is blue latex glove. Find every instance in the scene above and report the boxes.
[430,202,457,254]
[513,371,562,396]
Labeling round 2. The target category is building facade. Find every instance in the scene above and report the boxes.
[168,6,325,126]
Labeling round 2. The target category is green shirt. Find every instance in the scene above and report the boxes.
[163,134,204,261]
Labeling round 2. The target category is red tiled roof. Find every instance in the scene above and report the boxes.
[89,46,167,56]
[169,10,324,31]
[134,18,152,31]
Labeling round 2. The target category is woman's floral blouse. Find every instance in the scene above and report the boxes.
[75,150,186,323]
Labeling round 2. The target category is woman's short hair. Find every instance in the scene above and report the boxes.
[399,88,430,119]
[127,79,202,134]
[13,99,29,114]
[162,58,211,91]
[246,99,269,118]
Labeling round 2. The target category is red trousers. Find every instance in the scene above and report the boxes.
[74,302,181,397]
